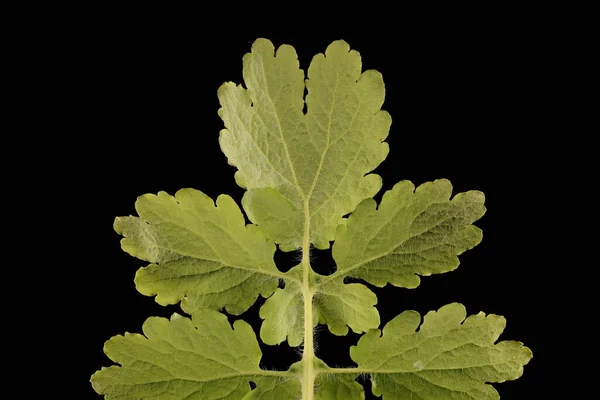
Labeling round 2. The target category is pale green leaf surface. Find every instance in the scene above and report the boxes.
[348,303,532,399]
[114,189,283,315]
[241,378,301,400]
[259,276,379,344]
[313,280,380,336]
[314,374,365,400]
[329,179,486,289]
[259,284,307,347]
[241,187,304,252]
[94,39,531,399]
[218,38,390,250]
[91,310,299,400]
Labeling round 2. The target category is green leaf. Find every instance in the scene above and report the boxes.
[314,374,365,399]
[292,178,483,339]
[94,39,532,399]
[241,188,304,252]
[242,378,301,400]
[348,303,532,399]
[313,280,379,336]
[219,38,390,250]
[259,278,379,346]
[217,37,388,341]
[114,189,285,315]
[330,179,486,288]
[259,284,307,347]
[91,310,300,399]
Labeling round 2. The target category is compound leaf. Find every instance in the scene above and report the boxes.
[94,39,531,399]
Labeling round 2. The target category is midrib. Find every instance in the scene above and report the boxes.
[301,200,315,400]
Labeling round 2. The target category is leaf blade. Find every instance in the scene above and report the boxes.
[114,189,283,315]
[330,179,486,288]
[218,38,390,249]
[347,303,532,399]
[91,310,300,400]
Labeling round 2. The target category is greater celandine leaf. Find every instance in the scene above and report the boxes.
[92,38,532,399]
[347,303,532,399]
[114,189,284,316]
[263,178,486,346]
[219,38,390,251]
[91,309,301,399]
[330,178,486,289]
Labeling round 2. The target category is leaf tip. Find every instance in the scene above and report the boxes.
[217,80,237,95]
[113,216,126,234]
[326,39,352,55]
[233,170,247,188]
[170,312,184,321]
[251,37,275,54]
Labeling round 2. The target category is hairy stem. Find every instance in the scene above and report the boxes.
[301,202,315,400]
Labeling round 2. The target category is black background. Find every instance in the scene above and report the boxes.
[77,25,549,399]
